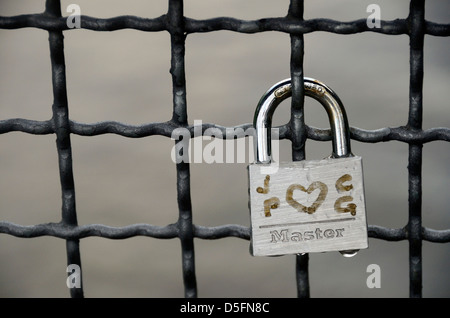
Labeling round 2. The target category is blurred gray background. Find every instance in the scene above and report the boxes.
[0,0,448,298]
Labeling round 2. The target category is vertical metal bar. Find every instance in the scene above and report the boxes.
[407,0,425,298]
[168,0,197,298]
[288,0,310,298]
[46,0,83,298]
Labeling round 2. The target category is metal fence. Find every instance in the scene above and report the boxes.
[0,0,449,298]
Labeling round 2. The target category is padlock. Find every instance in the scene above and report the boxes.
[248,78,368,257]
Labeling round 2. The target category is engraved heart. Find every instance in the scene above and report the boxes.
[286,181,328,214]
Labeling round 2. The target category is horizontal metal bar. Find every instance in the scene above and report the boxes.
[422,228,450,243]
[0,119,53,134]
[0,221,179,239]
[1,14,448,37]
[1,221,448,243]
[185,17,409,35]
[368,225,407,241]
[194,224,250,240]
[0,14,167,32]
[1,119,448,144]
[311,126,450,143]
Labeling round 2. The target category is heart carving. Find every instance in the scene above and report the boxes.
[286,181,328,214]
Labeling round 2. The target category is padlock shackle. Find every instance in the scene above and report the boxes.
[253,78,352,163]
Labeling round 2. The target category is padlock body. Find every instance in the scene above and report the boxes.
[248,156,368,256]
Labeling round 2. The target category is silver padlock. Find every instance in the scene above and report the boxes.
[248,78,368,257]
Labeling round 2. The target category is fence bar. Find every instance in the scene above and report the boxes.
[46,0,84,298]
[168,0,198,298]
[407,0,425,299]
[287,0,310,298]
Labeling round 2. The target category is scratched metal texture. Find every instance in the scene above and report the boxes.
[0,0,449,298]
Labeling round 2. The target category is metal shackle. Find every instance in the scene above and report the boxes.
[253,77,352,164]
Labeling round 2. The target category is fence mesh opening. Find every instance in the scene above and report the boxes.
[0,0,449,298]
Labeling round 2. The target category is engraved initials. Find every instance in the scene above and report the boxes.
[286,181,328,214]
[256,174,358,217]
[263,197,280,217]
[335,174,353,192]
[256,175,280,217]
[334,174,357,215]
[256,175,271,194]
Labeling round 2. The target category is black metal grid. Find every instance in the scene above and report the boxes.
[0,0,449,298]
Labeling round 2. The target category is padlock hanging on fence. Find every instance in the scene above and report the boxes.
[248,78,369,257]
